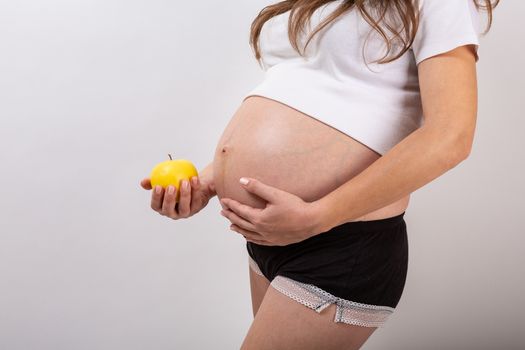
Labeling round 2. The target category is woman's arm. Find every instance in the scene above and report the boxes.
[198,161,217,197]
[311,45,478,233]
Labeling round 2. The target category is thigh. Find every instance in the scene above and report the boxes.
[240,285,377,350]
[249,263,271,317]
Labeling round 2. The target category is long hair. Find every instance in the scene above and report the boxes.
[249,0,499,65]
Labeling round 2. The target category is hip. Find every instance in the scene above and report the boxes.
[247,211,409,308]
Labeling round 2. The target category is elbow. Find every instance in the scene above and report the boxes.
[442,132,473,167]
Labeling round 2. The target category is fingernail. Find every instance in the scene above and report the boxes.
[184,180,189,189]
[239,177,249,185]
[168,186,174,194]
[155,186,161,194]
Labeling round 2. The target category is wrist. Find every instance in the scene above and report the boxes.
[307,196,336,237]
[201,177,217,198]
[198,162,217,197]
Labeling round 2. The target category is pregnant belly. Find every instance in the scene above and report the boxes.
[213,96,409,222]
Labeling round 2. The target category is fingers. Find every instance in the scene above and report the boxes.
[189,177,203,212]
[151,185,165,211]
[220,208,258,232]
[191,176,200,190]
[177,180,192,218]
[230,224,268,245]
[162,185,179,218]
[150,178,198,220]
[220,198,259,224]
[239,177,279,203]
[141,178,152,190]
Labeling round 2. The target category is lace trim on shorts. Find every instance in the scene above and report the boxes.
[247,255,394,327]
[248,254,265,277]
[271,275,394,328]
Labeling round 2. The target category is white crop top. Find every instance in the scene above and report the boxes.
[243,0,481,155]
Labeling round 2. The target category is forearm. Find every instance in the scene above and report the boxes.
[311,126,469,233]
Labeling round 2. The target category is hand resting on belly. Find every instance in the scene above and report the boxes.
[213,96,409,222]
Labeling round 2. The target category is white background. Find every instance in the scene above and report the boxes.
[0,1,523,349]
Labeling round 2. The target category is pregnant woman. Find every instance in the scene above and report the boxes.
[141,0,498,349]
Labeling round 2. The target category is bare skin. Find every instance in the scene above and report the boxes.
[141,44,478,350]
[140,161,217,219]
[248,264,271,318]
[140,169,378,349]
[238,44,478,349]
[245,266,376,350]
[212,94,410,222]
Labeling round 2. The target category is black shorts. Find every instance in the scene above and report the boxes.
[246,212,408,328]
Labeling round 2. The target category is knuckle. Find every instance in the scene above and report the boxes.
[165,195,175,206]
[166,206,175,217]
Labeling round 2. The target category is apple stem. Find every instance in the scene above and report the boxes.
[168,154,172,160]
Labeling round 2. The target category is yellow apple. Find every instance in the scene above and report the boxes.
[150,154,198,202]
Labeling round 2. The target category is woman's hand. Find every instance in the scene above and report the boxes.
[140,176,216,220]
[219,177,323,246]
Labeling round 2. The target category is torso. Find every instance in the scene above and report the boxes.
[213,95,409,222]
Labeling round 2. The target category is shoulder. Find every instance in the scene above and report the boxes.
[412,0,481,65]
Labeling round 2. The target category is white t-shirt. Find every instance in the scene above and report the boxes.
[243,0,481,155]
